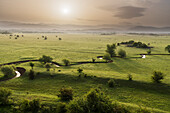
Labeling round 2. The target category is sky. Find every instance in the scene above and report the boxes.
[0,0,170,27]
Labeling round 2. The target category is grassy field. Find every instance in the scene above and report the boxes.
[0,33,170,112]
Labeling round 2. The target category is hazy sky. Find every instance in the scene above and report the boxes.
[0,0,170,27]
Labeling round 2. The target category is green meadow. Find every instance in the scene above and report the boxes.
[0,33,170,112]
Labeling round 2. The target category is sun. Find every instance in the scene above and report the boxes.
[62,8,70,15]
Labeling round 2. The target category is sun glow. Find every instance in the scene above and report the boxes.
[62,8,70,14]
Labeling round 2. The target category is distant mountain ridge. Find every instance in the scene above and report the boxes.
[1,21,170,33]
[129,26,170,32]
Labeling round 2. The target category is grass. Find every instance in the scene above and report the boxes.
[0,33,170,112]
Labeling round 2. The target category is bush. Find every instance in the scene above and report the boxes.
[103,53,111,62]
[39,55,53,64]
[1,66,15,78]
[127,74,133,81]
[118,49,126,58]
[147,49,151,54]
[68,89,129,113]
[77,68,83,73]
[92,58,96,63]
[165,45,170,53]
[108,79,116,87]
[45,63,51,71]
[62,59,70,66]
[151,71,165,83]
[0,88,12,105]
[19,99,40,113]
[58,88,73,101]
[29,69,35,80]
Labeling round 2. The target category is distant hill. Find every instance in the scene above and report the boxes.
[129,26,170,32]
[1,21,170,33]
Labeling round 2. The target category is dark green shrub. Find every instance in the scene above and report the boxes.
[152,71,165,83]
[141,43,147,48]
[118,49,126,58]
[103,53,111,62]
[92,58,96,63]
[77,68,83,73]
[29,69,35,80]
[1,66,15,78]
[108,79,116,87]
[147,49,151,54]
[58,88,73,101]
[45,63,51,71]
[29,62,34,69]
[165,45,170,53]
[0,88,12,105]
[57,102,67,113]
[39,55,53,64]
[127,74,133,81]
[62,59,70,66]
[19,99,40,113]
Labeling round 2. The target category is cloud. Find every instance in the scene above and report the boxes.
[77,18,100,22]
[115,6,146,19]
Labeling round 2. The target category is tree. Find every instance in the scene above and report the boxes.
[106,44,116,57]
[58,88,73,101]
[77,68,83,73]
[92,58,96,63]
[151,71,165,83]
[62,59,70,66]
[165,45,170,53]
[1,66,15,78]
[29,62,34,70]
[118,49,126,58]
[147,49,151,55]
[103,53,111,62]
[0,88,12,105]
[39,55,53,64]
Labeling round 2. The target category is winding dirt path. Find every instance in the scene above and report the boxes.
[15,71,21,78]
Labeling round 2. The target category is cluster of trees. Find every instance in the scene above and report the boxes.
[0,87,151,113]
[27,55,54,80]
[103,44,127,62]
[120,40,149,48]
[8,34,24,40]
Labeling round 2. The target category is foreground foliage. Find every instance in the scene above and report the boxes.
[1,66,15,78]
[0,88,12,105]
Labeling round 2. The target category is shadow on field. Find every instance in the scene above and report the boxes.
[137,54,170,55]
[70,61,107,66]
[114,79,170,95]
[21,71,170,96]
